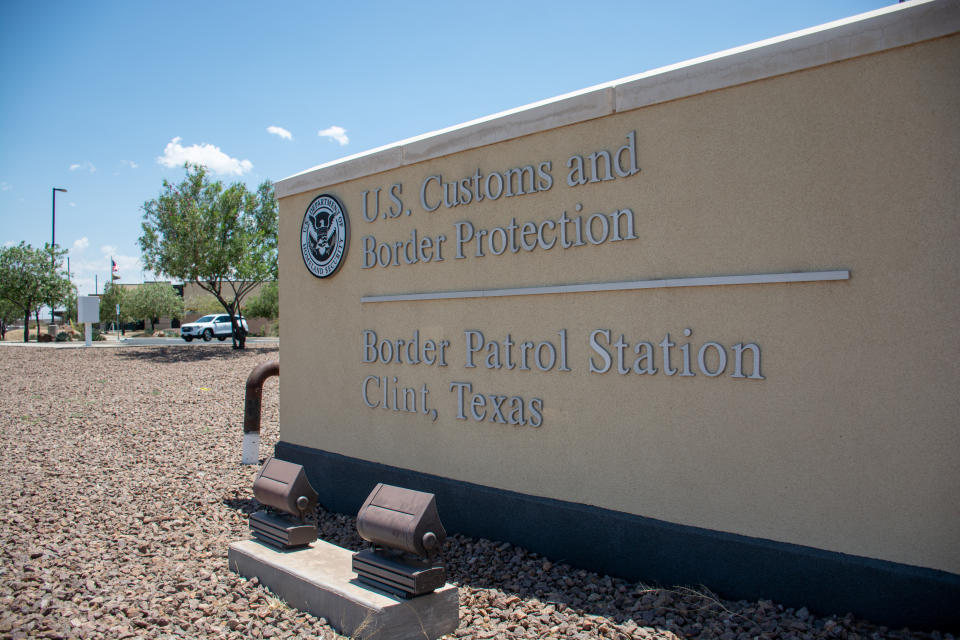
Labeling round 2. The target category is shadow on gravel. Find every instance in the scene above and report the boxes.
[223,496,261,516]
[451,567,693,631]
[117,345,278,363]
[443,554,684,631]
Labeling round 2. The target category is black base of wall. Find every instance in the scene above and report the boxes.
[275,441,960,631]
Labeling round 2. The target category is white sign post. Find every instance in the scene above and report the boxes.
[77,296,100,347]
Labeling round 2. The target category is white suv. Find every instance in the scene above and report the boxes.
[180,314,249,342]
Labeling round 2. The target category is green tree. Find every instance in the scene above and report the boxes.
[139,164,277,348]
[0,297,19,341]
[127,283,184,331]
[184,290,225,315]
[99,281,132,329]
[62,287,78,325]
[243,281,278,320]
[42,266,75,329]
[0,242,67,342]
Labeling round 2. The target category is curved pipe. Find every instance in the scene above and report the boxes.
[242,360,279,464]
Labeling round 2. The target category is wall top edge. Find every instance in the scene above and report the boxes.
[275,0,958,199]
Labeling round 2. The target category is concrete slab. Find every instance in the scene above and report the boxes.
[228,538,459,640]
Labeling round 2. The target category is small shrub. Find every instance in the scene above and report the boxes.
[55,332,70,342]
[38,334,54,343]
[259,320,279,337]
[91,329,105,341]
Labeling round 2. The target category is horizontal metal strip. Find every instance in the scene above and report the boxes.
[360,270,850,303]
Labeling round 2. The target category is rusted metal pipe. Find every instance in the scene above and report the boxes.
[242,360,279,465]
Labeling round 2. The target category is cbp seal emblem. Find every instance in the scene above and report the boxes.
[300,194,349,278]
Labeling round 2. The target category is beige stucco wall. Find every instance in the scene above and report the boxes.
[278,34,959,574]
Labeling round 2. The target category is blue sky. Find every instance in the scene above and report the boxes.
[0,0,890,296]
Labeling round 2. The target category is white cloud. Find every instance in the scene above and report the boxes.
[71,275,96,295]
[157,137,253,176]
[121,160,139,169]
[72,237,89,252]
[67,251,146,294]
[3,241,14,248]
[267,126,292,140]
[0,181,11,191]
[318,126,349,146]
[69,161,96,173]
[112,254,140,274]
[69,202,77,207]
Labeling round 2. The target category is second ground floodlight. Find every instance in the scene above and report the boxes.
[249,457,319,549]
[352,483,447,598]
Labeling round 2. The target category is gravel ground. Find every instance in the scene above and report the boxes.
[0,346,953,640]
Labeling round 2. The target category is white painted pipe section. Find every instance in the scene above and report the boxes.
[84,323,92,347]
[242,432,260,465]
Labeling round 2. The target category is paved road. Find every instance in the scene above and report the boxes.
[0,336,278,348]
[121,336,279,346]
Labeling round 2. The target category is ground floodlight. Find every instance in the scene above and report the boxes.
[352,483,447,598]
[249,457,318,549]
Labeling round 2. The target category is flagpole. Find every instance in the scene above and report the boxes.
[109,257,117,334]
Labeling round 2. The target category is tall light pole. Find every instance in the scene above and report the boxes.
[51,187,67,325]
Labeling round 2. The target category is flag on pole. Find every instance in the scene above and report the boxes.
[111,258,120,280]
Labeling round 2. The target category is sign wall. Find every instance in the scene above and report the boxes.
[274,1,960,625]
